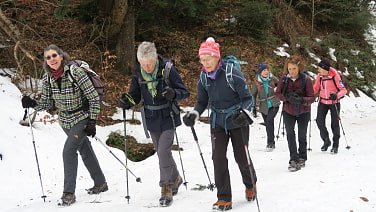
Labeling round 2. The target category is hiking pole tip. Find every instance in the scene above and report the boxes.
[136,177,142,183]
[125,195,130,204]
[183,182,188,190]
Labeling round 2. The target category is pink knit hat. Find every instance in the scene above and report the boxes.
[199,37,221,59]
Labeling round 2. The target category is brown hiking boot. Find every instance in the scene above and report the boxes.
[299,158,306,168]
[172,175,183,195]
[86,182,108,195]
[246,185,257,201]
[159,184,173,207]
[213,200,232,211]
[288,161,301,172]
[58,192,76,206]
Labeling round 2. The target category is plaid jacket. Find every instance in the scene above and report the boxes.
[34,64,100,129]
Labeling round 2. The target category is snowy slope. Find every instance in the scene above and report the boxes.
[1,75,376,212]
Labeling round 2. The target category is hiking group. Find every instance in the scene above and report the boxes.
[20,37,346,211]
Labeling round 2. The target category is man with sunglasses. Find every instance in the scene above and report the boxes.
[21,44,107,207]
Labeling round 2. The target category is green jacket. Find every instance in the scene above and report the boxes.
[34,64,100,129]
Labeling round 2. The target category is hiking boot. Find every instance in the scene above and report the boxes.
[266,143,275,152]
[159,184,173,207]
[321,139,331,151]
[172,175,183,196]
[58,192,76,207]
[245,185,257,201]
[212,200,232,211]
[298,158,306,168]
[288,161,301,172]
[330,147,338,154]
[87,182,108,195]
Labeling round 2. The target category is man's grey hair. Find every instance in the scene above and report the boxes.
[137,41,157,61]
[43,44,71,72]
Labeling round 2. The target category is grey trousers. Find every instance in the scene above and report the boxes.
[62,119,106,193]
[150,129,179,186]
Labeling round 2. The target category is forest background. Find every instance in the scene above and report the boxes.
[0,0,375,126]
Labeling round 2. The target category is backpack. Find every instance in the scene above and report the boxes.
[67,60,105,102]
[281,71,307,96]
[253,73,278,93]
[319,73,345,92]
[136,58,179,139]
[137,58,176,88]
[200,55,244,92]
[161,59,174,87]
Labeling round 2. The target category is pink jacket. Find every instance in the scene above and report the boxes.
[313,67,347,104]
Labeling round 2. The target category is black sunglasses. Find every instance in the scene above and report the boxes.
[45,54,58,60]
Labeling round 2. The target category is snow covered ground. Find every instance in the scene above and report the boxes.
[1,74,376,212]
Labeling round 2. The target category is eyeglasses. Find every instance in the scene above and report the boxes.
[199,57,214,64]
[45,54,58,60]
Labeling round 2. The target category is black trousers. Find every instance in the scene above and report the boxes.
[283,111,310,163]
[211,125,256,202]
[261,107,279,145]
[316,102,341,147]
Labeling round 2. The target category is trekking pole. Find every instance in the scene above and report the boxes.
[169,103,188,189]
[190,126,215,191]
[123,109,131,203]
[93,136,141,182]
[307,115,312,151]
[27,108,47,202]
[239,126,261,212]
[333,103,351,150]
[276,112,283,140]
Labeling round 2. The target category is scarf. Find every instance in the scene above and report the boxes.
[259,73,273,108]
[50,66,64,79]
[141,60,159,97]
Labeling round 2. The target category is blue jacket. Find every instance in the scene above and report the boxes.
[194,61,253,130]
[128,56,190,133]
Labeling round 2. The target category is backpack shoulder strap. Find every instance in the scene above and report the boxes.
[281,74,289,95]
[253,79,260,92]
[225,63,236,92]
[301,73,307,89]
[199,71,208,91]
[331,72,344,91]
[66,61,87,93]
[163,61,173,87]
[66,68,77,85]
[66,60,81,84]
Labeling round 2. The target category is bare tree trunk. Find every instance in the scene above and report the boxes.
[310,0,315,37]
[108,0,128,39]
[116,4,135,75]
[102,0,134,75]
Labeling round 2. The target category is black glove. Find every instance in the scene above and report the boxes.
[84,119,96,137]
[21,95,37,108]
[286,90,306,105]
[118,93,134,109]
[183,110,199,127]
[232,109,253,126]
[162,87,175,101]
[287,95,306,104]
[252,108,257,118]
[329,93,337,101]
